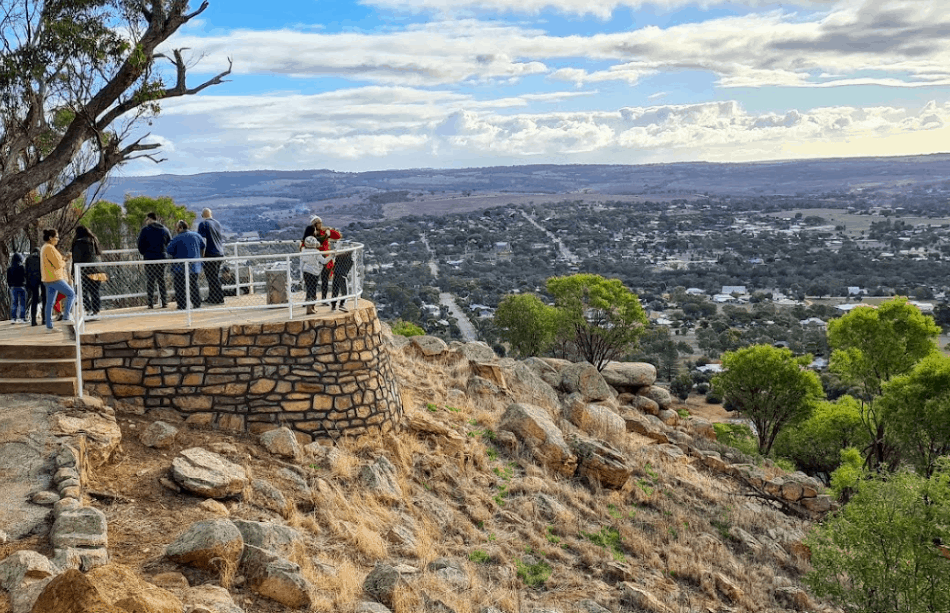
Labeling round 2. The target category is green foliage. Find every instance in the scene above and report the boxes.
[877,354,950,476]
[494,292,559,358]
[82,200,124,250]
[829,447,865,500]
[713,423,759,457]
[670,373,693,400]
[392,320,425,337]
[581,526,625,562]
[806,464,950,613]
[828,296,940,468]
[515,558,552,588]
[713,344,825,455]
[773,395,870,474]
[468,549,490,563]
[546,273,648,371]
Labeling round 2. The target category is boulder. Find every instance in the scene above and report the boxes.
[178,584,245,613]
[165,519,244,573]
[619,393,660,416]
[452,341,496,362]
[500,362,561,416]
[410,335,448,357]
[562,394,626,442]
[0,551,56,592]
[729,527,762,554]
[801,494,834,515]
[638,386,674,410]
[232,519,301,559]
[467,376,502,396]
[471,362,508,389]
[50,412,122,469]
[572,438,633,490]
[242,545,312,609]
[601,361,657,390]
[559,362,613,402]
[171,448,248,499]
[360,456,404,501]
[356,602,394,613]
[51,507,109,550]
[657,409,678,426]
[498,403,577,478]
[620,583,671,613]
[140,421,179,449]
[577,599,611,613]
[251,479,289,515]
[259,427,301,459]
[31,565,182,613]
[622,412,669,444]
[687,417,716,440]
[522,357,562,389]
[774,586,811,610]
[363,562,405,608]
[427,557,469,590]
[405,413,467,457]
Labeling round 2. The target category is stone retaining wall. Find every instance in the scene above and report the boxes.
[81,302,402,441]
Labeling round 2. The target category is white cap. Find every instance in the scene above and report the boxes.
[310,215,322,224]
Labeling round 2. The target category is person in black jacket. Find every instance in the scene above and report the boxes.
[6,253,27,323]
[25,249,44,326]
[71,225,104,317]
[137,212,171,308]
[330,246,354,312]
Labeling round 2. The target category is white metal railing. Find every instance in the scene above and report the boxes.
[68,241,364,398]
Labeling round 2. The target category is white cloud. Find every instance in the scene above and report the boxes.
[360,0,840,19]
[163,1,950,90]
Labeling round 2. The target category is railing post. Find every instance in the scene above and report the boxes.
[286,255,293,319]
[184,261,193,327]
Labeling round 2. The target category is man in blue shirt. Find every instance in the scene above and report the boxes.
[167,220,206,310]
[198,208,225,304]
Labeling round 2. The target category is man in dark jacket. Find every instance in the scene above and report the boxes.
[25,249,45,326]
[197,208,225,304]
[167,220,205,310]
[137,212,171,308]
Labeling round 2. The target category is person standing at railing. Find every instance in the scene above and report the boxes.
[301,216,342,306]
[330,244,353,313]
[71,226,104,318]
[6,253,27,323]
[198,208,225,305]
[168,220,205,310]
[301,235,328,315]
[40,229,75,333]
[25,248,45,327]
[137,212,172,309]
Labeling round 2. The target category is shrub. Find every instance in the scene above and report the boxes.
[392,320,425,337]
[712,422,758,457]
[705,390,723,404]
[515,558,552,588]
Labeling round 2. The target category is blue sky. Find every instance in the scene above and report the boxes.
[121,0,950,175]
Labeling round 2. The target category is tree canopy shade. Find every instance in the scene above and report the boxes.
[494,293,559,359]
[0,0,231,247]
[546,273,648,371]
[806,464,950,613]
[827,297,940,468]
[878,354,950,477]
[772,395,870,475]
[713,344,824,455]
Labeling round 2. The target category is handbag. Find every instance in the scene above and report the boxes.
[88,272,108,283]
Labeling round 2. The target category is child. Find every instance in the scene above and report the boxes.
[6,253,27,323]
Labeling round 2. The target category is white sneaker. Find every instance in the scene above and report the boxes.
[45,326,57,334]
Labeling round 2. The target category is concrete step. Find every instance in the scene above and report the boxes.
[0,378,78,396]
[0,343,74,360]
[0,359,76,379]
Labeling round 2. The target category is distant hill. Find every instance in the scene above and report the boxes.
[96,155,950,233]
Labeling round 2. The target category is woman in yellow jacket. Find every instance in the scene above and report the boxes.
[40,228,75,332]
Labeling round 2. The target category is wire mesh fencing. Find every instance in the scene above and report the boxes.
[71,240,364,329]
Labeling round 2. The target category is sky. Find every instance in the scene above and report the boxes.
[120,0,950,176]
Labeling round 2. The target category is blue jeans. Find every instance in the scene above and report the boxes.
[44,280,75,329]
[9,287,26,320]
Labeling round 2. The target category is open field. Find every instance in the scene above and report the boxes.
[762,208,950,237]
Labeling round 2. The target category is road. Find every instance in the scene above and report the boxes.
[421,233,479,341]
[519,210,579,263]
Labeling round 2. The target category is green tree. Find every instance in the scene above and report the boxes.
[0,1,231,247]
[392,320,425,337]
[546,273,648,371]
[772,395,870,474]
[878,354,950,477]
[828,297,940,468]
[123,195,195,244]
[494,293,559,358]
[83,200,124,250]
[713,345,824,455]
[806,463,950,613]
